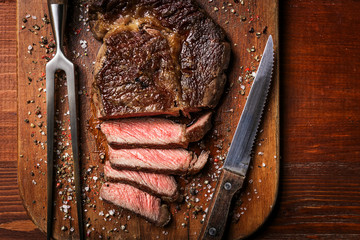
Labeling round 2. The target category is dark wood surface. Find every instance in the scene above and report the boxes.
[0,0,359,240]
[16,0,279,239]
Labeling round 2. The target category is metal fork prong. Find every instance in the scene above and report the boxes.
[65,66,85,240]
[46,65,55,240]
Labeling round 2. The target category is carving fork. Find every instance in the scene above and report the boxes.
[46,0,84,239]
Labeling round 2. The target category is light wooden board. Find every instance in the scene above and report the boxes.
[17,0,279,239]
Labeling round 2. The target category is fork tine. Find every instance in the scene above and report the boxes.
[46,65,55,240]
[65,66,85,240]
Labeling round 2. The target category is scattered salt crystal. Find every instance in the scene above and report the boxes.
[99,211,104,216]
[93,176,98,182]
[80,40,88,49]
[240,84,245,90]
[262,163,266,167]
[258,152,264,156]
[32,15,37,20]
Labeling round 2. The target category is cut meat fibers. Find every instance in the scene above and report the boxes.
[101,117,186,148]
[100,182,171,227]
[104,161,179,202]
[100,112,212,148]
[108,147,209,175]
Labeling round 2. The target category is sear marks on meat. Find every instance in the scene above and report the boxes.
[185,112,213,142]
[93,26,182,119]
[104,161,180,202]
[100,182,171,227]
[100,112,212,148]
[90,0,230,119]
[108,147,209,175]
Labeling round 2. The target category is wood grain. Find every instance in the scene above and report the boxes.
[199,170,245,240]
[16,0,279,239]
[1,0,360,240]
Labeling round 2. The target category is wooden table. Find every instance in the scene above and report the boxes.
[1,0,359,239]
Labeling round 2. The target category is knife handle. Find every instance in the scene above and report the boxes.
[199,169,245,240]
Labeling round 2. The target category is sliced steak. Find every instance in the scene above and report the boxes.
[101,117,186,148]
[104,161,179,202]
[100,113,212,148]
[90,0,230,119]
[108,147,209,175]
[186,112,213,142]
[100,182,171,227]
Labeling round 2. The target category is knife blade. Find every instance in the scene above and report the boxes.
[199,35,274,240]
[46,0,84,239]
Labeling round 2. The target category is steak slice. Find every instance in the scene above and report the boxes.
[100,113,212,148]
[104,161,179,202]
[90,0,230,119]
[186,112,213,142]
[108,147,209,175]
[100,182,171,227]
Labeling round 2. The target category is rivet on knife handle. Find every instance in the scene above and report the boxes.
[199,170,245,240]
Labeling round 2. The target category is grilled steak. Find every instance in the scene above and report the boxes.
[185,112,213,142]
[90,0,230,119]
[100,182,171,227]
[104,161,179,202]
[108,147,209,175]
[100,112,212,148]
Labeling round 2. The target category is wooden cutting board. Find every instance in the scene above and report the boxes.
[17,0,279,239]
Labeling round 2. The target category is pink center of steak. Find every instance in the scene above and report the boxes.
[108,147,193,172]
[101,182,161,222]
[104,161,178,198]
[101,118,186,147]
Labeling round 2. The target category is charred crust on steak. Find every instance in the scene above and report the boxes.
[189,150,210,174]
[90,0,230,119]
[185,112,213,142]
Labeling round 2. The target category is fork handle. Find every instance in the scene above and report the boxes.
[48,0,68,51]
[48,0,68,5]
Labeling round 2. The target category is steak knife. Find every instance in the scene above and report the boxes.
[199,35,274,240]
[46,0,84,239]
